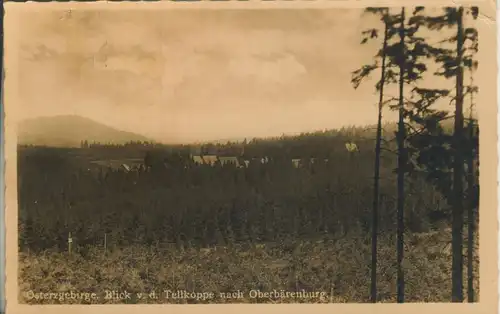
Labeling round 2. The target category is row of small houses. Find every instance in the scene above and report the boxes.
[192,155,266,168]
[90,156,335,173]
[191,155,330,168]
[89,142,360,173]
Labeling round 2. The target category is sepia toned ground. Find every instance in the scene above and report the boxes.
[18,229,479,304]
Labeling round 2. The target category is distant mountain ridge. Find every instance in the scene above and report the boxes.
[18,115,152,147]
[17,115,459,148]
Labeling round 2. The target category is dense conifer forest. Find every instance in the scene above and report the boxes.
[20,125,441,252]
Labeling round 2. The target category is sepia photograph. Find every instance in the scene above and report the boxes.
[3,1,497,311]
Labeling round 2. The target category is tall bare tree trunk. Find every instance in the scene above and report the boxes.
[466,66,476,303]
[370,21,389,304]
[452,6,465,302]
[396,7,406,304]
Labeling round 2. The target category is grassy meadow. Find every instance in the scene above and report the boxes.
[19,229,479,304]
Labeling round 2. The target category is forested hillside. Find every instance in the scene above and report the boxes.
[18,124,447,252]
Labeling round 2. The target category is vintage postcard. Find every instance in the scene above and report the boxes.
[3,0,497,313]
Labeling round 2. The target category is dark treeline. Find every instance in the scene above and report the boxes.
[75,125,391,157]
[18,125,445,253]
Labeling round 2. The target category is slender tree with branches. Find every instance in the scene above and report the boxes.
[405,7,479,302]
[352,6,437,302]
[352,7,392,303]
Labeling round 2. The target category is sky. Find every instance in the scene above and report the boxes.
[15,8,470,143]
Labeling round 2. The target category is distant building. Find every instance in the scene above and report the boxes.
[219,156,240,167]
[192,155,204,165]
[190,155,219,166]
[189,155,262,168]
[345,142,359,152]
[203,155,219,166]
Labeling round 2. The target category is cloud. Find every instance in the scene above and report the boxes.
[17,8,404,143]
[228,53,307,84]
[92,54,159,77]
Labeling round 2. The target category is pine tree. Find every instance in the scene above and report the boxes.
[395,8,407,303]
[451,8,466,301]
[465,70,478,302]
[352,6,433,302]
[406,6,479,302]
[352,7,391,303]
